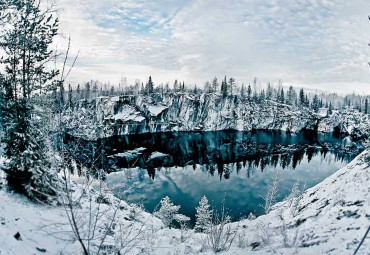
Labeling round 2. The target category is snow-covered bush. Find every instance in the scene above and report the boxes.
[204,205,237,253]
[287,181,306,217]
[195,196,213,233]
[247,212,256,220]
[174,214,191,242]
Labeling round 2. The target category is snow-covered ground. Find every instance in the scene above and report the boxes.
[0,150,369,254]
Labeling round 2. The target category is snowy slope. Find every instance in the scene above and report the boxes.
[0,150,369,254]
[226,149,370,254]
[63,93,370,140]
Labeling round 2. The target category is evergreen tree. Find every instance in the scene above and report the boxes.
[253,90,258,102]
[68,84,73,107]
[59,83,65,107]
[221,76,228,97]
[110,86,114,95]
[228,77,235,95]
[287,86,295,105]
[146,76,154,94]
[92,81,98,98]
[240,83,245,97]
[195,196,213,232]
[299,88,305,106]
[141,82,145,94]
[259,89,265,102]
[328,102,333,115]
[280,88,285,104]
[266,83,273,100]
[276,87,281,102]
[85,82,90,100]
[247,84,252,101]
[305,95,310,107]
[173,79,178,92]
[312,94,320,112]
[154,196,180,229]
[212,77,218,92]
[0,0,59,200]
[365,98,368,114]
[76,84,81,99]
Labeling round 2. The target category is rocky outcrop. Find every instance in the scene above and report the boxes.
[63,93,370,139]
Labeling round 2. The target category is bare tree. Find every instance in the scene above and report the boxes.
[261,170,280,214]
[204,203,237,252]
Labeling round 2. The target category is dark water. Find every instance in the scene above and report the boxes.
[99,130,359,225]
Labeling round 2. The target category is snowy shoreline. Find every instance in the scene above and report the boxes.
[1,150,369,254]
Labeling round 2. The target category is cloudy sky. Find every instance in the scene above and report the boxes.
[57,0,370,94]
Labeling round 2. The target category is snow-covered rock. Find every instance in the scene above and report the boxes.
[114,147,146,161]
[64,93,370,140]
[146,152,173,167]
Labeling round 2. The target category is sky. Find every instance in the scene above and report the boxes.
[56,0,370,94]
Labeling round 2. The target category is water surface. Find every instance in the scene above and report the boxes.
[104,130,357,224]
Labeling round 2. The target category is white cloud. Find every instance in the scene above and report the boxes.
[55,0,370,94]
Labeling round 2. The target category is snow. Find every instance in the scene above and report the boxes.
[111,96,120,102]
[113,105,145,122]
[0,149,368,254]
[148,152,169,160]
[317,107,327,117]
[115,147,146,161]
[147,105,167,117]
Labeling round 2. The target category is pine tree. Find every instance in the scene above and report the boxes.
[365,98,368,114]
[92,81,98,98]
[299,88,305,107]
[195,196,213,232]
[212,77,218,92]
[312,94,320,112]
[221,76,228,97]
[276,87,281,102]
[253,90,258,102]
[85,82,90,100]
[287,86,295,105]
[154,196,180,229]
[247,84,252,101]
[240,83,245,97]
[228,77,235,95]
[305,95,310,107]
[280,88,285,104]
[68,84,73,107]
[0,0,59,200]
[146,76,154,94]
[259,89,265,102]
[60,83,65,107]
[328,102,333,115]
[76,84,81,99]
[141,82,145,94]
[266,83,273,100]
[173,79,178,92]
